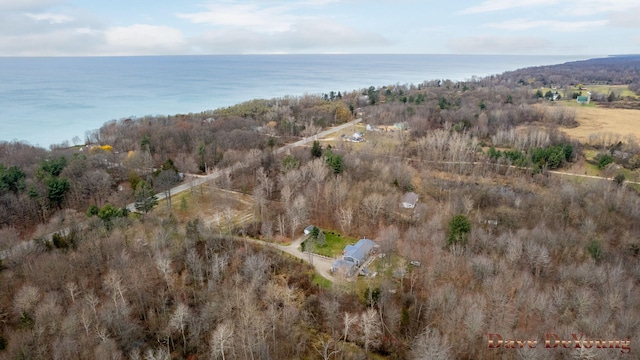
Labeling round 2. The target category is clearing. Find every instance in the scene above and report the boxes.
[561,106,640,143]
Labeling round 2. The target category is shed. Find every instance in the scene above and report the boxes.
[401,192,419,209]
[343,238,376,266]
[577,93,591,104]
[304,225,316,235]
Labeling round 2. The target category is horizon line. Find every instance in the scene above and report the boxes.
[0,53,612,59]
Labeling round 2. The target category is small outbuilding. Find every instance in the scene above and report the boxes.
[577,93,591,104]
[304,225,316,235]
[401,192,419,209]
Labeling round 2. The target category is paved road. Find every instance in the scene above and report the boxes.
[1,119,362,261]
[127,118,363,212]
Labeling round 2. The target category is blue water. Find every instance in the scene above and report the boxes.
[0,54,590,147]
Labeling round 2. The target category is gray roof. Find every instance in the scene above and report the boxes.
[344,238,376,263]
[402,192,419,205]
[331,259,357,276]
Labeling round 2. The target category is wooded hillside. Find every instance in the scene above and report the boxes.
[1,56,640,359]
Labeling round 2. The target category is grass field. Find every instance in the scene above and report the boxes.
[561,106,640,143]
[157,184,256,232]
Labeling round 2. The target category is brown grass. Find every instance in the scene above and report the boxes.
[159,184,256,231]
[561,106,640,142]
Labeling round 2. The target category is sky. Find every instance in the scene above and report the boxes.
[1,0,639,56]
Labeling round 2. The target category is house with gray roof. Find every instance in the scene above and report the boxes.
[331,238,377,276]
[343,238,376,266]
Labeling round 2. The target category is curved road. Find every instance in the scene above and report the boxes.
[274,236,337,282]
[1,119,362,262]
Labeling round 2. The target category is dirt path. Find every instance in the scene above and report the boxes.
[273,236,337,282]
[241,235,336,282]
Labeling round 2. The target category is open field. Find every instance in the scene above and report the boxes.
[561,106,640,142]
[538,84,638,100]
[161,184,256,232]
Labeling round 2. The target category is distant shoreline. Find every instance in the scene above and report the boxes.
[0,54,597,147]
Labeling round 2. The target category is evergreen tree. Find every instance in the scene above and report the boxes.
[447,214,471,247]
[311,140,322,158]
[134,180,158,213]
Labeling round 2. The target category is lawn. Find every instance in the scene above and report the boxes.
[586,85,637,99]
[302,230,357,258]
[312,274,332,289]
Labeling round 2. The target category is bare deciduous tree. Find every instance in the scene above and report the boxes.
[336,206,354,233]
[410,327,452,360]
[210,321,234,360]
[360,308,381,353]
[169,302,191,355]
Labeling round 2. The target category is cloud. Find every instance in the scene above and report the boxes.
[177,2,297,33]
[0,0,61,11]
[25,12,73,24]
[461,0,558,14]
[487,19,608,32]
[0,28,102,56]
[190,19,389,54]
[103,25,187,55]
[178,1,389,54]
[565,0,639,16]
[608,6,640,28]
[447,36,551,54]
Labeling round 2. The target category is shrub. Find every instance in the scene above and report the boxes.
[597,154,614,169]
[447,214,471,247]
[587,239,603,262]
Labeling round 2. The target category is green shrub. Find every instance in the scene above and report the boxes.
[587,239,603,261]
[597,154,614,169]
[447,214,471,247]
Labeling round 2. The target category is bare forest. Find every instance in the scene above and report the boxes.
[1,56,640,359]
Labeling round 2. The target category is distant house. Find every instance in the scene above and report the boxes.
[577,93,591,104]
[343,238,376,266]
[394,122,408,130]
[401,192,419,209]
[357,95,370,107]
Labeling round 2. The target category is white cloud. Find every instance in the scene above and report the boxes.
[104,25,187,55]
[25,12,73,24]
[461,0,559,14]
[608,7,640,28]
[487,19,608,32]
[448,36,551,54]
[0,0,60,11]
[0,29,101,56]
[566,0,639,16]
[463,0,639,17]
[177,2,299,33]
[189,18,389,54]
